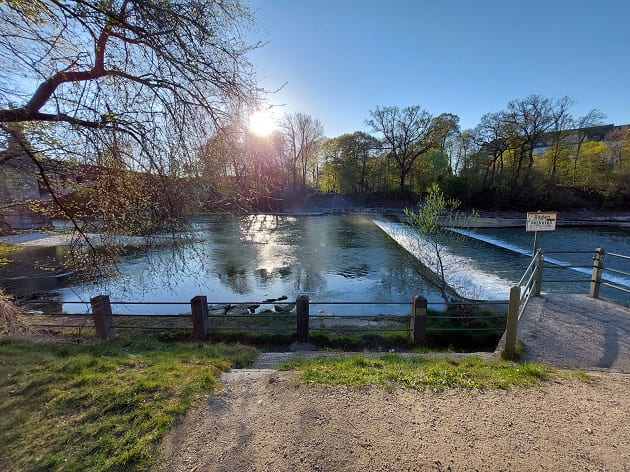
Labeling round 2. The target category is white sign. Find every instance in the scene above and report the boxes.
[526,212,558,232]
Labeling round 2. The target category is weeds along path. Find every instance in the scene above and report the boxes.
[250,350,498,369]
[160,358,630,471]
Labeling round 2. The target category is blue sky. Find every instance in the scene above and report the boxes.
[247,0,630,137]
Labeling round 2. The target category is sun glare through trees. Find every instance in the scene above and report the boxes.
[249,110,276,137]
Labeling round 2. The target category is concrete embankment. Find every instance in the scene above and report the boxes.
[468,211,630,229]
[282,207,630,228]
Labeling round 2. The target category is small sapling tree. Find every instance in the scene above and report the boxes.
[403,183,477,301]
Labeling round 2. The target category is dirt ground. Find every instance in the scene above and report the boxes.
[160,368,630,472]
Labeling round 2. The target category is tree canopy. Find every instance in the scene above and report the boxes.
[366,105,459,192]
[0,0,260,130]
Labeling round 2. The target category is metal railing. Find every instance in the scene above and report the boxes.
[542,248,630,297]
[504,249,544,359]
[502,246,630,359]
[600,251,630,295]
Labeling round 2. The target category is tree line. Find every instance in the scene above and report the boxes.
[319,97,629,210]
[189,96,629,211]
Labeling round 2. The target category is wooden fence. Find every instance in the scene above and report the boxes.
[29,294,508,345]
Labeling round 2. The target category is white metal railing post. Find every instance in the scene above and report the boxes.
[589,248,605,298]
[504,286,521,360]
[534,250,544,297]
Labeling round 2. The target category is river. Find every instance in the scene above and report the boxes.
[1,214,628,314]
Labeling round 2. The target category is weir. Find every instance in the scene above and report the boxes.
[371,220,514,300]
[449,227,630,290]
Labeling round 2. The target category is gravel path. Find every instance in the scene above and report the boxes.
[160,370,630,471]
[513,294,630,372]
[159,294,630,471]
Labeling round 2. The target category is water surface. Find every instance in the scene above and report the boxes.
[1,215,444,315]
[2,215,628,314]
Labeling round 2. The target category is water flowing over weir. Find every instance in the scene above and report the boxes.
[371,220,513,301]
[450,228,630,290]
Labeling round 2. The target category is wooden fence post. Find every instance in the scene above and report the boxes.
[534,250,544,297]
[589,248,605,298]
[410,295,427,344]
[91,295,116,340]
[504,286,521,359]
[191,296,209,339]
[296,294,309,343]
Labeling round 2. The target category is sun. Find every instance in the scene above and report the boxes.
[249,110,276,136]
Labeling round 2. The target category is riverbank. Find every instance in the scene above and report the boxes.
[2,210,629,248]
[0,231,172,247]
[463,210,630,228]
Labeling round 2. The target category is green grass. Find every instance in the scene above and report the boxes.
[279,354,559,391]
[0,334,258,471]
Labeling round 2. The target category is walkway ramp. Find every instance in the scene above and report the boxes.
[514,294,630,371]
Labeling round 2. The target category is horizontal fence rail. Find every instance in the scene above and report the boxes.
[607,252,630,260]
[29,293,508,343]
[602,282,630,294]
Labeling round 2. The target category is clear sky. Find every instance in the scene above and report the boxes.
[247,0,630,138]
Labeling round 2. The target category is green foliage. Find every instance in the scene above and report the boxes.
[404,183,461,235]
[320,132,379,193]
[279,354,557,391]
[0,243,22,266]
[425,308,506,350]
[409,149,451,193]
[0,334,258,471]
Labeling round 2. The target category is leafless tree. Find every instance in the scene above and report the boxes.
[280,112,324,193]
[503,95,555,183]
[0,0,263,234]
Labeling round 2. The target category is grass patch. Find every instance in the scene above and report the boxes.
[0,333,258,471]
[279,354,557,391]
